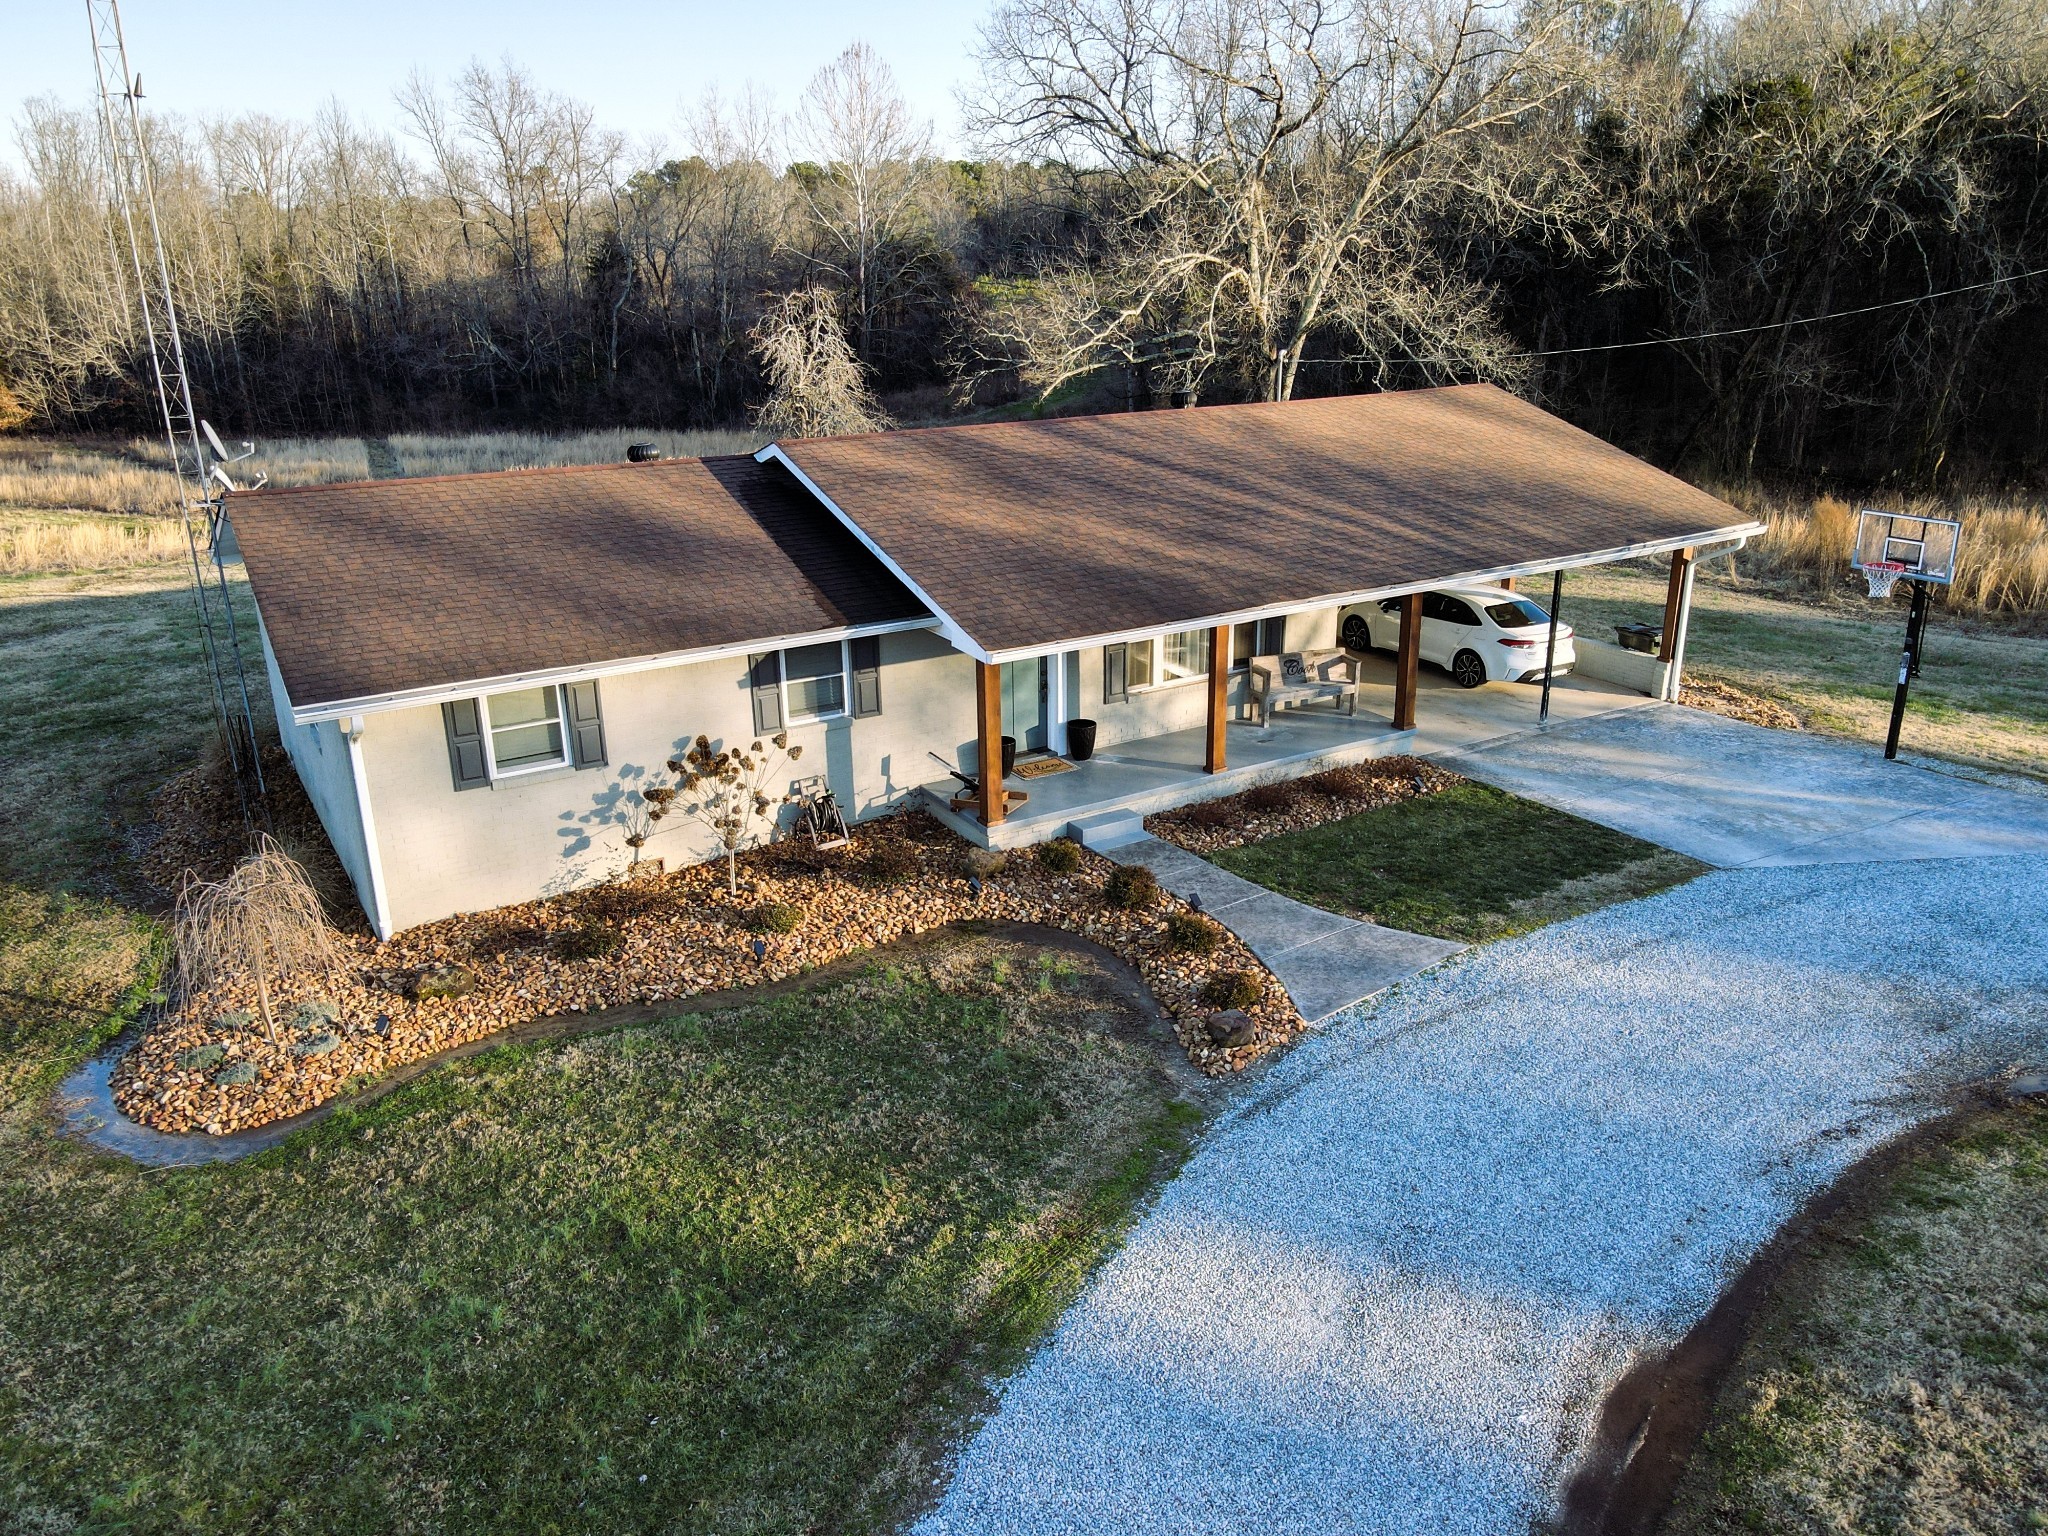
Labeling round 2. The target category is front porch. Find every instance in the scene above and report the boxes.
[922,653,1659,850]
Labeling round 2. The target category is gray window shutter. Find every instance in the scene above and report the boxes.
[849,636,882,718]
[749,652,784,734]
[565,680,606,768]
[1103,643,1128,704]
[442,699,488,790]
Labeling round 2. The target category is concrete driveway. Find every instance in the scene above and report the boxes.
[1433,703,2048,866]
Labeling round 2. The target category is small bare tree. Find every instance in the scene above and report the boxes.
[645,733,805,895]
[750,288,893,437]
[174,836,341,1046]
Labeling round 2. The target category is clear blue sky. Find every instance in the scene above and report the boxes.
[6,0,990,166]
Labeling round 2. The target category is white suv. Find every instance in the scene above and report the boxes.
[1338,585,1576,689]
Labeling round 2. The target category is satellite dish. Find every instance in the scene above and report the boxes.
[201,420,229,461]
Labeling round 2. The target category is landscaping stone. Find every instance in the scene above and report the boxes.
[961,847,1009,878]
[1149,755,1464,855]
[111,810,1307,1137]
[292,1032,343,1058]
[413,964,478,1000]
[1203,1010,1257,1048]
[2008,1070,2048,1099]
[175,1044,226,1072]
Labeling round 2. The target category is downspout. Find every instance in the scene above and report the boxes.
[342,715,395,940]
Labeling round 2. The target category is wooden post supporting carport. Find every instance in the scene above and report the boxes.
[974,659,1004,827]
[1391,593,1422,731]
[1204,624,1229,773]
[1659,548,1694,662]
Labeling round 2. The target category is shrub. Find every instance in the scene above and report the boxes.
[860,839,921,882]
[556,922,622,961]
[1183,799,1235,828]
[1103,864,1160,911]
[574,879,670,924]
[1034,838,1083,874]
[1164,911,1222,954]
[1301,767,1373,800]
[751,902,804,934]
[1246,781,1301,812]
[466,920,550,959]
[1201,969,1264,1010]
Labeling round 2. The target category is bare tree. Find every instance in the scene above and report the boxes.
[750,287,893,436]
[643,733,805,895]
[791,42,939,364]
[173,836,341,1046]
[966,0,1590,402]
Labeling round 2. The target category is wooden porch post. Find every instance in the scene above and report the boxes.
[1500,575,1515,592]
[1392,593,1422,731]
[974,659,1004,827]
[1205,624,1229,773]
[1659,548,1694,662]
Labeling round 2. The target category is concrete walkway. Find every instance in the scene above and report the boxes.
[1435,703,2048,867]
[1103,835,1464,1023]
[914,856,2046,1535]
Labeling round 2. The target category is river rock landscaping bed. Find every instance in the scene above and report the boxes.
[113,811,1302,1136]
[1145,755,1463,855]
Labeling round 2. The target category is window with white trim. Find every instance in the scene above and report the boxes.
[782,640,848,723]
[485,685,569,775]
[1127,629,1212,690]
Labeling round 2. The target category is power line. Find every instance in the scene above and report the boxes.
[1301,262,2048,368]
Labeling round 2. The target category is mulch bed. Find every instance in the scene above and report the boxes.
[114,812,1304,1137]
[1145,756,1465,855]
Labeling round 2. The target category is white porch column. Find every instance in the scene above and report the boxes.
[1663,558,1699,701]
[1047,650,1071,755]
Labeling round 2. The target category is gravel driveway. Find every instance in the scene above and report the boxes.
[914,857,2045,1534]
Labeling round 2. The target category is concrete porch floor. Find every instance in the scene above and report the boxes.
[921,653,1659,849]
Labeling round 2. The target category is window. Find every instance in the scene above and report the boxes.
[1423,593,1480,625]
[486,685,568,774]
[1231,618,1282,667]
[1485,598,1551,629]
[1126,639,1154,690]
[783,641,848,722]
[443,681,604,790]
[1159,629,1211,681]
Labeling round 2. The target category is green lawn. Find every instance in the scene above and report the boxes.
[1213,782,1704,941]
[0,566,1200,1534]
[1558,561,2048,782]
[1664,1102,2048,1535]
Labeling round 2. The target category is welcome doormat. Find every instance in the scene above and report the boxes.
[1013,756,1076,780]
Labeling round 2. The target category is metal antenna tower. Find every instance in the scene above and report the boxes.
[86,0,267,805]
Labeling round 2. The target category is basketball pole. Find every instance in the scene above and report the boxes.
[1884,578,1931,761]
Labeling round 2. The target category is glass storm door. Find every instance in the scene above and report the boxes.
[1000,658,1048,751]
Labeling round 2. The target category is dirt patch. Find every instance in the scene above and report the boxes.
[1146,755,1463,855]
[1556,1086,2037,1536]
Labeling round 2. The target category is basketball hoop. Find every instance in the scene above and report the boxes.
[1863,560,1908,600]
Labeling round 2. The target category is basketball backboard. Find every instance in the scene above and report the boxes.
[1852,509,1959,585]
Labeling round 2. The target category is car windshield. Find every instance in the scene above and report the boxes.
[1486,599,1552,629]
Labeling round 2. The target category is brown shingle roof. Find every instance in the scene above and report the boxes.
[774,384,1757,657]
[231,454,929,712]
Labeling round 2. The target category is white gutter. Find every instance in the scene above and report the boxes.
[289,613,936,727]
[342,714,395,940]
[754,443,989,661]
[974,521,1767,665]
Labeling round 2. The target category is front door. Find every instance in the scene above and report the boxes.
[1000,658,1048,751]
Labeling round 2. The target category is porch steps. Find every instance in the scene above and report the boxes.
[1067,809,1149,851]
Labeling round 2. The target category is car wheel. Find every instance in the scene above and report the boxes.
[1451,648,1487,689]
[1341,613,1373,652]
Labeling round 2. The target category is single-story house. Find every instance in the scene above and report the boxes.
[228,384,1763,937]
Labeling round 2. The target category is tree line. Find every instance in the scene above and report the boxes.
[3,0,2046,487]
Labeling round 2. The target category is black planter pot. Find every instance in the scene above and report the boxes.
[1001,736,1017,778]
[1067,719,1098,762]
